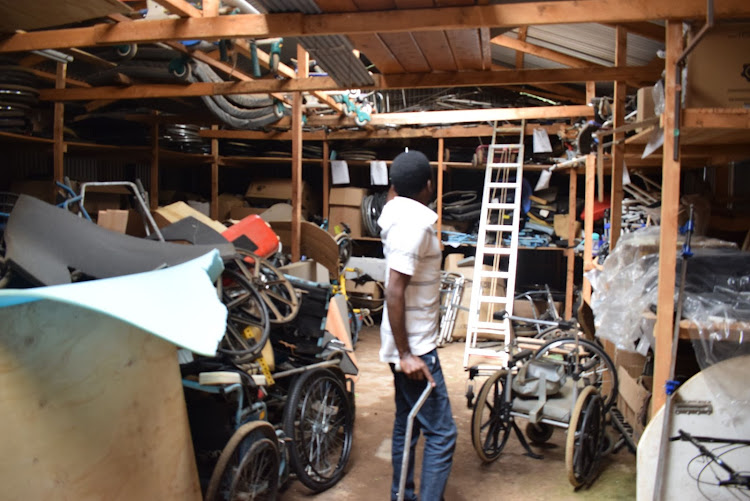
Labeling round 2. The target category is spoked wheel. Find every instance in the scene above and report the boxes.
[525,422,554,444]
[229,249,300,325]
[283,368,354,492]
[205,421,280,501]
[533,337,618,410]
[565,386,605,487]
[217,268,271,365]
[471,370,512,462]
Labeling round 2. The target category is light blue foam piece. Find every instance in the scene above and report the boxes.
[0,250,227,356]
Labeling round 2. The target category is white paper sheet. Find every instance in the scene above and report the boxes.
[370,160,388,185]
[331,159,350,185]
[533,128,553,153]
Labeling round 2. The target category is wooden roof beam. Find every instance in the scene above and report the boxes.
[307,104,594,127]
[232,39,344,114]
[603,22,665,42]
[151,0,203,18]
[39,64,661,101]
[492,34,600,68]
[2,0,749,53]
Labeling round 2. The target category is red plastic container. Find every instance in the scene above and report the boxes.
[221,214,280,258]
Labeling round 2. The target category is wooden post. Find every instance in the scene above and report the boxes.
[565,168,577,319]
[53,62,66,197]
[515,26,528,69]
[610,25,627,249]
[322,140,330,223]
[150,116,159,210]
[586,81,596,105]
[202,0,219,16]
[437,137,444,245]
[210,124,219,220]
[582,153,596,303]
[653,21,684,412]
[291,45,308,262]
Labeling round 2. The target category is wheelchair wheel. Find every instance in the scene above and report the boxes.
[565,386,605,487]
[525,422,554,444]
[230,249,300,325]
[205,421,280,501]
[283,368,354,492]
[471,370,512,462]
[532,337,618,410]
[217,268,271,365]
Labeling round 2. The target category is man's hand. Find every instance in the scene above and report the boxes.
[399,353,436,387]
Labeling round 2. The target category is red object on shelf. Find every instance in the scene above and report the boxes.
[221,214,280,259]
[580,197,611,222]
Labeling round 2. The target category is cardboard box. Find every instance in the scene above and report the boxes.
[230,206,267,220]
[153,201,227,235]
[685,23,750,108]
[330,187,368,206]
[443,253,502,341]
[329,187,368,238]
[97,209,129,233]
[217,193,246,221]
[280,260,329,284]
[616,366,652,444]
[329,206,364,238]
[245,178,317,214]
[553,214,581,241]
[636,86,656,131]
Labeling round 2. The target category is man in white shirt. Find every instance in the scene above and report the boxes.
[378,150,457,501]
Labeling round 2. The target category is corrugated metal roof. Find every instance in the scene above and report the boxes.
[492,23,664,70]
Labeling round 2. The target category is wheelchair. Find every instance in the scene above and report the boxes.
[182,249,356,500]
[467,311,618,487]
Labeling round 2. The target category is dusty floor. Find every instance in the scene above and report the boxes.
[280,325,637,501]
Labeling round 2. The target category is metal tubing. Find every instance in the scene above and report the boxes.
[397,383,433,501]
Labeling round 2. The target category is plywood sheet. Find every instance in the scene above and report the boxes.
[446,29,484,70]
[0,0,130,32]
[380,33,431,73]
[413,32,458,71]
[0,300,201,501]
[270,220,340,280]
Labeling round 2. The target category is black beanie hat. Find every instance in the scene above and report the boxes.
[389,150,431,199]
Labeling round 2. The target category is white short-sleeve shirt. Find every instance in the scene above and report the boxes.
[378,196,442,363]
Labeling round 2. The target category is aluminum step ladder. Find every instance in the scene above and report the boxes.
[463,122,525,372]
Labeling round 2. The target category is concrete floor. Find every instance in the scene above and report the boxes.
[281,325,637,500]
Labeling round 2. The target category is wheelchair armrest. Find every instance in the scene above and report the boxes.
[492,310,509,321]
[510,348,534,365]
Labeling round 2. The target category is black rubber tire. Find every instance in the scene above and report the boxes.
[525,422,555,444]
[217,268,271,365]
[533,337,618,411]
[471,370,512,462]
[205,421,279,501]
[283,368,354,493]
[565,386,605,487]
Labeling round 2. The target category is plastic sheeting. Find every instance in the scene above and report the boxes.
[587,226,741,355]
[0,250,227,356]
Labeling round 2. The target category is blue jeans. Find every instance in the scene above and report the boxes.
[390,350,457,501]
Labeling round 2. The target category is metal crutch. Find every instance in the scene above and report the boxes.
[397,383,433,501]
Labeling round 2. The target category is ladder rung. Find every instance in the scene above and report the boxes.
[486,182,519,189]
[477,296,510,304]
[488,162,522,168]
[479,247,512,255]
[484,224,515,232]
[489,144,521,150]
[485,203,517,210]
[473,321,511,332]
[478,270,510,279]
